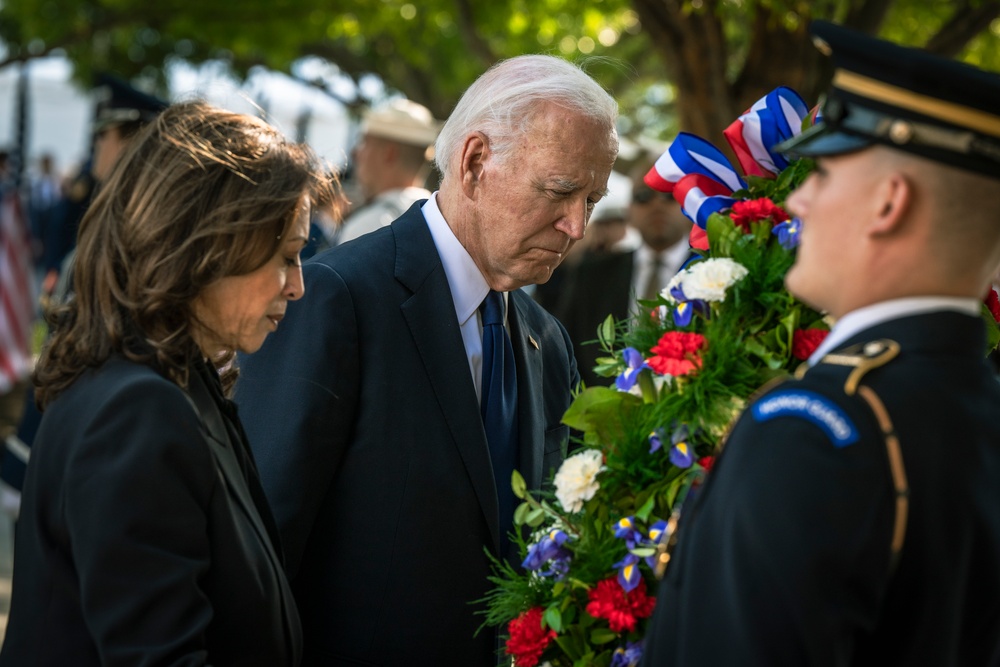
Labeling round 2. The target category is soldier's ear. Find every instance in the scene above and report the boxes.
[459,132,489,199]
[868,171,913,237]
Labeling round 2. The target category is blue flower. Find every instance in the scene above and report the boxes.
[614,552,642,592]
[668,283,709,326]
[648,428,665,454]
[611,641,644,667]
[773,217,802,249]
[614,516,643,548]
[644,520,668,568]
[521,529,572,578]
[668,424,694,468]
[616,347,650,391]
[647,519,668,544]
[669,440,694,468]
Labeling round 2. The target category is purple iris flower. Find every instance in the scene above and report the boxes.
[644,519,668,568]
[669,424,694,468]
[610,641,644,667]
[616,347,650,391]
[614,552,642,592]
[648,428,665,454]
[614,516,644,548]
[521,529,572,578]
[668,284,708,326]
[773,217,802,249]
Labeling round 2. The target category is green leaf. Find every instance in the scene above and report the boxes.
[598,314,617,350]
[525,507,546,528]
[562,386,638,445]
[635,494,656,522]
[982,302,1000,356]
[554,635,583,661]
[589,628,618,644]
[544,606,563,633]
[629,547,657,557]
[552,581,565,597]
[511,469,527,500]
[512,502,530,526]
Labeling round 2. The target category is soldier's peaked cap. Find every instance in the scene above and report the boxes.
[93,73,169,133]
[777,20,1000,179]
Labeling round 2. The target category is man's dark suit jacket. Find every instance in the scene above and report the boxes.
[553,250,636,387]
[235,203,579,666]
[0,357,301,666]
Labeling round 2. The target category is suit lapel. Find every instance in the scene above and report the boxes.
[393,209,502,553]
[509,290,545,491]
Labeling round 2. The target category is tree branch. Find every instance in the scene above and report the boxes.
[843,0,894,34]
[924,0,1000,57]
[451,0,498,66]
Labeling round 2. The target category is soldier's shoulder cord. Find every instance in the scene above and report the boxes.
[810,339,908,574]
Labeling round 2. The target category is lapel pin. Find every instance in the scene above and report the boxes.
[528,335,539,350]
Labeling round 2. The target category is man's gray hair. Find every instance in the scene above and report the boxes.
[434,54,619,178]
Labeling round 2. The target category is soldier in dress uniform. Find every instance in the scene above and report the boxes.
[643,21,1000,666]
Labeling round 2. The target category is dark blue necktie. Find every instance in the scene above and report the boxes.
[480,290,519,556]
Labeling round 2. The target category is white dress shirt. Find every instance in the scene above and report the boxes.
[808,296,981,365]
[422,193,506,402]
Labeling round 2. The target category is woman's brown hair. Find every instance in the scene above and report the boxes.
[35,100,342,407]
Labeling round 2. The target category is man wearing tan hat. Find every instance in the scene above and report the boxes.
[336,98,439,245]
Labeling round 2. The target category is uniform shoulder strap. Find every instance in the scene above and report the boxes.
[814,338,909,574]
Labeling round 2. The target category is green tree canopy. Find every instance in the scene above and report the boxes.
[2,0,998,145]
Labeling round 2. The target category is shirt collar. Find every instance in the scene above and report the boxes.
[421,193,490,325]
[808,295,981,365]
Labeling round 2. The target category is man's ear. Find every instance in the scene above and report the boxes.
[869,171,913,237]
[459,132,489,199]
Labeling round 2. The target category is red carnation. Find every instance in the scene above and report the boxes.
[791,328,829,361]
[698,456,715,472]
[986,288,1000,323]
[648,332,706,377]
[505,607,556,667]
[585,576,657,633]
[729,197,790,233]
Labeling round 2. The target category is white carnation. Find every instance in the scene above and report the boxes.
[553,449,605,513]
[680,258,748,302]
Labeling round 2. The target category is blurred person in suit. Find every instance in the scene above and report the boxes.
[235,54,618,665]
[554,157,693,386]
[0,101,341,666]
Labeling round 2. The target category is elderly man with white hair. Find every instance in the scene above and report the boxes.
[235,55,619,665]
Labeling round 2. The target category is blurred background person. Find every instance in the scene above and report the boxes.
[24,153,60,286]
[334,98,439,245]
[0,100,341,666]
[0,75,169,516]
[42,73,169,302]
[552,156,693,386]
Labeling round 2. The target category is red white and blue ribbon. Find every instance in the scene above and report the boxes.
[645,133,746,194]
[672,173,739,230]
[645,133,746,229]
[723,86,809,178]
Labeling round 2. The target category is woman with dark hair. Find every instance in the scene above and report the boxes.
[0,100,342,666]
